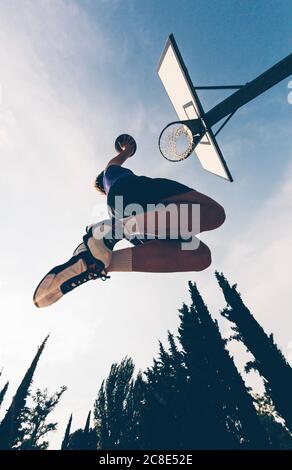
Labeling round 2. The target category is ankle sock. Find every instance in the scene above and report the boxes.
[102,219,125,250]
[107,248,133,272]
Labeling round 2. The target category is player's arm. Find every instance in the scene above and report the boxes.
[105,149,130,170]
[105,141,136,170]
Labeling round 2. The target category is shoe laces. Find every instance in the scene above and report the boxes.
[69,263,110,290]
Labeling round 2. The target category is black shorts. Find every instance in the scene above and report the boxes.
[107,174,192,246]
[107,173,192,218]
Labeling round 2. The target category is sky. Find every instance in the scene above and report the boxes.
[0,0,292,449]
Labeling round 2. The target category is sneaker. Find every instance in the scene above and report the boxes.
[33,248,109,308]
[83,221,115,267]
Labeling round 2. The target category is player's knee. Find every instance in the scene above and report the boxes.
[192,243,212,271]
[201,244,212,270]
[215,204,226,228]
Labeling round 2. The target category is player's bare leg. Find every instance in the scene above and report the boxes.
[108,239,211,273]
[118,190,225,243]
[160,190,226,232]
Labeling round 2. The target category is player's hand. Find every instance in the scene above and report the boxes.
[120,141,136,158]
[115,134,137,157]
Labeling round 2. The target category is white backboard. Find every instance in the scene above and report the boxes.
[157,34,233,182]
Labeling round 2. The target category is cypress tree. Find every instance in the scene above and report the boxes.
[82,411,97,449]
[254,394,292,449]
[61,414,73,450]
[178,301,220,449]
[177,281,267,449]
[84,411,91,434]
[66,429,86,449]
[0,382,9,409]
[216,271,292,432]
[66,412,97,450]
[94,357,136,449]
[123,371,145,450]
[141,337,188,449]
[95,381,107,448]
[0,335,49,449]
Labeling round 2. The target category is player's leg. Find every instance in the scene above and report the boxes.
[85,186,225,261]
[160,189,226,232]
[108,239,211,273]
[105,169,225,243]
[117,189,225,243]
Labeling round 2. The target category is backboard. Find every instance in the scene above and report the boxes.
[157,34,233,182]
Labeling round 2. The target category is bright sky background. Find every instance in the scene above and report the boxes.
[0,0,292,449]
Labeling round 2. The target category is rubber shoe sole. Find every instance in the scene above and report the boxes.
[33,252,106,308]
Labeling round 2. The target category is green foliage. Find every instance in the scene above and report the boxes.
[94,357,145,450]
[254,394,292,449]
[64,411,98,450]
[16,386,67,450]
[66,427,97,450]
[0,336,49,450]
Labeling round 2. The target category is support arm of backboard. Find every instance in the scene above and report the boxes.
[194,85,244,90]
[214,111,237,137]
[204,53,292,128]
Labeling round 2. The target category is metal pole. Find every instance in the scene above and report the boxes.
[194,85,243,90]
[204,54,292,128]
